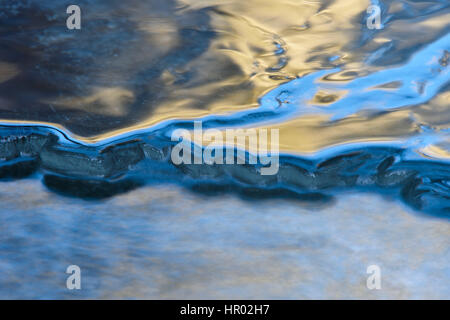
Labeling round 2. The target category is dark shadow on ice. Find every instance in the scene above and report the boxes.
[0,126,448,217]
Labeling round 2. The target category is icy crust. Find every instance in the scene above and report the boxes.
[0,127,448,217]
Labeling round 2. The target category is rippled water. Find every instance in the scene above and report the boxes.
[0,0,449,298]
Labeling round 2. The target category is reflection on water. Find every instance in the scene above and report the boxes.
[1,0,448,144]
[0,0,449,298]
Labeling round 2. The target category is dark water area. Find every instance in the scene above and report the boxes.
[0,0,449,298]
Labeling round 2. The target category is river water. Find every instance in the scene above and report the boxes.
[0,0,449,298]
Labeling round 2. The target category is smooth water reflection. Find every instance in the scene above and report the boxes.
[0,0,448,147]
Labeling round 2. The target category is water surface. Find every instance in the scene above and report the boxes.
[0,0,449,298]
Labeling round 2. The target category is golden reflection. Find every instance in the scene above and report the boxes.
[79,0,371,142]
[0,0,448,159]
[413,91,450,130]
[0,62,19,83]
[420,142,450,160]
[47,87,135,116]
[223,109,417,154]
[310,90,347,105]
[267,110,417,153]
[185,108,418,155]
